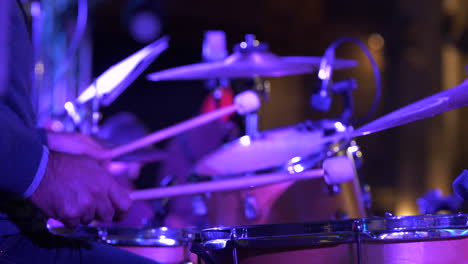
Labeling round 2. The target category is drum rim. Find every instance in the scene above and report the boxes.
[199,214,468,250]
[361,213,468,240]
[199,219,358,250]
[49,226,195,247]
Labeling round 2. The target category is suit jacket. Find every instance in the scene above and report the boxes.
[0,0,49,235]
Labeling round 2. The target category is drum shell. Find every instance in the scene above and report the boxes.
[203,243,358,264]
[202,237,468,264]
[119,246,196,264]
[361,237,468,264]
[358,214,468,264]
[205,176,363,226]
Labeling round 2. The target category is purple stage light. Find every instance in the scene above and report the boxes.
[122,0,165,44]
[129,11,162,44]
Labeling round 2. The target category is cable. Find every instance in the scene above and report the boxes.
[324,36,382,125]
[53,0,89,88]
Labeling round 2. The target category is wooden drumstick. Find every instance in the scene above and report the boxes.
[130,156,355,201]
[130,169,324,201]
[103,91,260,160]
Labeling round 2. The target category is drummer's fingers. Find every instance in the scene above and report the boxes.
[61,217,81,229]
[76,193,96,225]
[79,205,95,226]
[95,196,115,223]
[113,207,130,222]
[108,183,132,220]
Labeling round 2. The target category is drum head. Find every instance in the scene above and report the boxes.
[195,126,334,177]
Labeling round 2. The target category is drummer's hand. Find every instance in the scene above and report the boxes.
[30,151,131,228]
[46,131,109,160]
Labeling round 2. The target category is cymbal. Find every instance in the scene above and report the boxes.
[147,51,357,81]
[77,36,169,105]
[352,79,468,137]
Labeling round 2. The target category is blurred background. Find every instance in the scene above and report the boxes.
[27,0,468,217]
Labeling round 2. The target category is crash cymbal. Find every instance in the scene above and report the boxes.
[352,79,468,137]
[147,34,357,81]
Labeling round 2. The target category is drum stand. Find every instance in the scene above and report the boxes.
[245,76,270,138]
[61,85,102,135]
[343,142,368,218]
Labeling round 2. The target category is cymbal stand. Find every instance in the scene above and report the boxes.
[245,77,270,137]
[205,78,230,110]
[203,30,230,110]
[234,34,271,137]
[333,78,358,124]
[63,79,101,135]
[90,84,102,134]
[245,112,259,138]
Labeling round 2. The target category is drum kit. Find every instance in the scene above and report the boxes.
[49,34,468,264]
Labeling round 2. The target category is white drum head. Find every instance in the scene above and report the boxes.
[195,127,329,177]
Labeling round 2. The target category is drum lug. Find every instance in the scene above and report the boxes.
[151,174,175,222]
[361,184,373,213]
[384,212,394,217]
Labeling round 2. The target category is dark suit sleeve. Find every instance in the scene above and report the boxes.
[0,0,50,198]
[0,102,48,197]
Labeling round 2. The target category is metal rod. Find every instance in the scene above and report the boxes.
[232,248,239,264]
[245,112,258,137]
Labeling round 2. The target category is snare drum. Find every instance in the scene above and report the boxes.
[194,123,365,226]
[195,214,468,264]
[49,225,197,264]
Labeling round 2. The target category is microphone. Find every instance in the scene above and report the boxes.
[452,170,468,200]
[311,47,336,112]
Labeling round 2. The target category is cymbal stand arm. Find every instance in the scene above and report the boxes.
[245,112,258,138]
[245,77,270,137]
[333,78,357,124]
[90,83,101,134]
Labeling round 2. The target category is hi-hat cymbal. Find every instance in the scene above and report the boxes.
[147,51,357,81]
[352,79,468,137]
